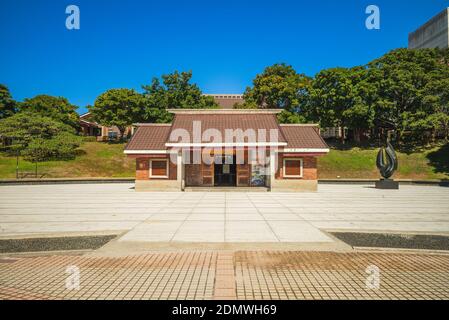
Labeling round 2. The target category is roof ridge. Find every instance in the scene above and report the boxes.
[167,109,282,114]
[134,123,172,126]
[280,124,319,127]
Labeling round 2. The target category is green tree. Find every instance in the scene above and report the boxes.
[19,95,79,129]
[423,78,449,141]
[23,132,82,163]
[0,84,16,119]
[241,63,310,123]
[0,112,81,175]
[304,67,375,142]
[0,111,77,147]
[141,71,218,123]
[89,89,145,140]
[366,48,449,144]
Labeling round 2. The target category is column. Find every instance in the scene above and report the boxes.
[269,150,276,190]
[177,151,183,191]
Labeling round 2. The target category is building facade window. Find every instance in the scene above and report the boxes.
[283,158,303,178]
[150,159,169,178]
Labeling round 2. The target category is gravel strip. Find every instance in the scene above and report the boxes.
[0,235,117,253]
[331,232,449,250]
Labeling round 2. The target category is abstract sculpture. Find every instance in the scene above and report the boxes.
[375,141,399,189]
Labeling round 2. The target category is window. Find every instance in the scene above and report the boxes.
[283,158,303,178]
[150,159,169,178]
[108,131,118,140]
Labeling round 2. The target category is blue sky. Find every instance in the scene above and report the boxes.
[1,0,448,114]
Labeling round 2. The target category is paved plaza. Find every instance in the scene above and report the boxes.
[1,183,449,300]
[1,250,449,300]
[0,183,449,244]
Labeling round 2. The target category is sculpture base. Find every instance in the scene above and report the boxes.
[375,179,399,190]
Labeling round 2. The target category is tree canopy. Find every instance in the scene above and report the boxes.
[0,112,81,162]
[243,49,449,145]
[19,95,79,129]
[89,88,145,139]
[239,63,310,123]
[304,67,376,142]
[1,49,448,151]
[365,48,449,143]
[141,71,218,123]
[0,84,16,119]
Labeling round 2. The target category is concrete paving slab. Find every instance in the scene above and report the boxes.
[187,214,225,221]
[1,183,448,245]
[118,221,182,242]
[262,213,302,221]
[225,207,259,214]
[192,207,226,214]
[267,221,334,242]
[226,214,264,221]
[147,214,189,221]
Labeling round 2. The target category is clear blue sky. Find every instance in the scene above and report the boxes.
[1,0,448,114]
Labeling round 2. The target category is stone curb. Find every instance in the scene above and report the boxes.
[319,179,449,186]
[0,178,134,185]
[1,178,447,186]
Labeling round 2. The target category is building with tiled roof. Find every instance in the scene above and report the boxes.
[125,109,329,192]
[203,94,244,109]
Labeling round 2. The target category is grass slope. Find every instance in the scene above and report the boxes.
[0,142,134,179]
[1,141,448,180]
[318,144,449,180]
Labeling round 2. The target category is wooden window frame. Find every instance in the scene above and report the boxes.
[149,159,169,179]
[283,158,303,178]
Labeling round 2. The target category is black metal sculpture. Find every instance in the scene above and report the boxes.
[376,142,398,179]
[375,142,399,189]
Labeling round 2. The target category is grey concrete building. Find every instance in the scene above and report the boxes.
[408,8,449,49]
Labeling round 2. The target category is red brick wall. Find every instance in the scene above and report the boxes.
[136,156,177,181]
[276,154,317,180]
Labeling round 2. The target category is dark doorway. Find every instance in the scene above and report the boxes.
[214,155,237,186]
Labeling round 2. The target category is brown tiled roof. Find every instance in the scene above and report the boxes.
[214,97,244,109]
[168,111,287,144]
[125,111,328,151]
[125,124,171,150]
[204,94,245,109]
[280,125,329,149]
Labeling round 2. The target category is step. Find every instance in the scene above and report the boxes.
[184,187,269,192]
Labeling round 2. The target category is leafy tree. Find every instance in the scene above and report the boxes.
[423,78,449,141]
[19,95,79,129]
[89,89,145,139]
[0,111,76,147]
[303,48,449,145]
[141,71,218,123]
[240,63,310,123]
[23,132,82,163]
[304,67,375,142]
[0,112,81,174]
[366,48,449,144]
[0,84,16,119]
[277,110,307,124]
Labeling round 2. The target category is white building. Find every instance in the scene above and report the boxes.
[408,8,449,49]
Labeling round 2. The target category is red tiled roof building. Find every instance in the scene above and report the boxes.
[125,109,329,192]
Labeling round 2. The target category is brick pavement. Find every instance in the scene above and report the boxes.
[1,250,449,300]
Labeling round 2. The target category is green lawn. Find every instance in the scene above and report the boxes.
[0,142,135,179]
[318,143,449,180]
[1,141,448,180]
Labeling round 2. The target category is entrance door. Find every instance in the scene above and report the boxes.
[214,155,236,186]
